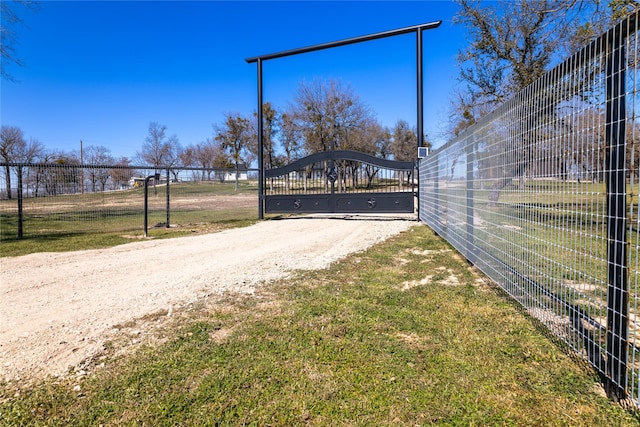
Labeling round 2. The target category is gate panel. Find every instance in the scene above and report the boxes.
[265,195,332,213]
[264,149,415,214]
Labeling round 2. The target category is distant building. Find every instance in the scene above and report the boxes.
[223,164,248,181]
[128,175,165,188]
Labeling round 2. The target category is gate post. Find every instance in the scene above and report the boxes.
[433,153,439,227]
[604,23,628,400]
[144,176,149,238]
[17,165,23,240]
[257,58,265,220]
[166,167,170,228]
[416,27,424,219]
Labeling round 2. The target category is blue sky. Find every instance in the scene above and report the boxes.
[1,0,466,160]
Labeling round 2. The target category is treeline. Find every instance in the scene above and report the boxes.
[1,78,429,195]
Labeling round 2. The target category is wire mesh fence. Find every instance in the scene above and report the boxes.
[419,12,639,403]
[0,164,258,242]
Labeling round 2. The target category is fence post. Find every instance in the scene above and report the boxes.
[144,176,149,238]
[17,165,23,239]
[166,167,170,228]
[604,24,628,400]
[434,154,440,229]
[466,136,475,264]
[257,57,265,220]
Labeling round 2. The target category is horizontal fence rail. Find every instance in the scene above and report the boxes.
[0,164,258,242]
[419,12,639,403]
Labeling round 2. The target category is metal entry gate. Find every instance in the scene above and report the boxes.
[246,21,441,218]
[264,148,415,214]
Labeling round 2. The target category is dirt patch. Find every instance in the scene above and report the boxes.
[169,194,256,210]
[0,213,416,383]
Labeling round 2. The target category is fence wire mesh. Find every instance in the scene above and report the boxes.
[0,165,258,243]
[419,13,639,402]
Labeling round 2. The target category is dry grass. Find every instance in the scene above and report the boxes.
[1,225,638,426]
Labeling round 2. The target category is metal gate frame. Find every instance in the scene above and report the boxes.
[246,20,441,218]
[264,148,415,214]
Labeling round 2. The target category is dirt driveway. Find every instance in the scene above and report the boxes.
[0,214,416,383]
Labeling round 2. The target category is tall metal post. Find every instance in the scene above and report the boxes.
[144,176,149,238]
[257,58,264,219]
[17,165,23,239]
[466,136,475,264]
[416,27,424,219]
[166,167,170,228]
[604,26,628,400]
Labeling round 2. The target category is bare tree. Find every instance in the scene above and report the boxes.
[164,135,184,182]
[137,121,182,185]
[214,113,252,191]
[186,138,228,181]
[39,153,83,196]
[0,126,24,199]
[83,145,114,191]
[249,102,280,170]
[291,78,374,153]
[280,110,303,164]
[454,1,587,118]
[289,78,378,191]
[0,125,43,198]
[1,0,39,81]
[110,157,133,189]
[391,120,418,162]
[391,120,421,188]
[451,0,631,204]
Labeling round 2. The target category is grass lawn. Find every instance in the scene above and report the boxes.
[1,224,638,426]
[0,181,260,257]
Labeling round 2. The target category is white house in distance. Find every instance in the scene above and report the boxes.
[223,164,249,181]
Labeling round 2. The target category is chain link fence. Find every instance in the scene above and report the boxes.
[419,12,639,403]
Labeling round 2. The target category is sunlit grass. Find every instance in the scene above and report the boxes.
[1,225,637,426]
[0,181,259,257]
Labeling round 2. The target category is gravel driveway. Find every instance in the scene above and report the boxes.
[0,214,416,382]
